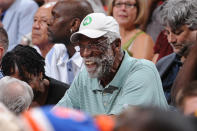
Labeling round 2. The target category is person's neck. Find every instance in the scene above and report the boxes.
[65,43,76,58]
[38,43,54,58]
[99,51,124,87]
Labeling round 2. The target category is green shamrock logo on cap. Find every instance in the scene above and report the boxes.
[83,16,92,26]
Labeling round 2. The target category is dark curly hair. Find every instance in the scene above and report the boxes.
[1,45,45,82]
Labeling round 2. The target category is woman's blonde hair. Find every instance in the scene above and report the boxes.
[108,0,148,29]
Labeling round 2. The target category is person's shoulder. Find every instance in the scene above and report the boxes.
[134,30,154,45]
[47,76,69,90]
[122,54,156,76]
[156,53,177,66]
[132,58,155,68]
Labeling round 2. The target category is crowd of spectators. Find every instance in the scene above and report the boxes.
[0,0,196,130]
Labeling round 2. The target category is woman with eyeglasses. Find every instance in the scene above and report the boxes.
[108,0,154,60]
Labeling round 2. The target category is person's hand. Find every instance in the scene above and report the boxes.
[29,76,49,93]
[27,72,49,93]
[28,74,50,107]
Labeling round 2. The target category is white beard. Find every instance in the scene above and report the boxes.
[84,47,115,78]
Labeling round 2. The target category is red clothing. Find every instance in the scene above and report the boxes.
[154,31,173,62]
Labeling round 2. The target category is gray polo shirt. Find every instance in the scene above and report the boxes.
[56,51,168,115]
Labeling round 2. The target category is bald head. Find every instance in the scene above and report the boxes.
[48,0,93,44]
[32,2,56,48]
[53,0,93,21]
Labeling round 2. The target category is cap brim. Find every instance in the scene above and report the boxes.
[70,29,107,43]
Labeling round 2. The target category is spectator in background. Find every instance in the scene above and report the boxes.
[56,13,168,115]
[176,81,197,115]
[0,0,38,51]
[108,0,154,60]
[145,0,165,42]
[1,45,69,107]
[0,76,33,114]
[157,0,197,104]
[114,106,196,131]
[32,2,56,58]
[47,0,93,84]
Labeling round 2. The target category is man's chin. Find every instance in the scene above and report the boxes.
[88,73,98,78]
[86,68,99,78]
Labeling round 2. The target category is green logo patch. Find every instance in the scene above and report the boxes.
[83,16,92,26]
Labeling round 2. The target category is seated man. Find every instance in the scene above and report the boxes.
[1,45,69,107]
[56,13,168,115]
[0,76,33,114]
[156,0,197,104]
[47,0,93,84]
[31,2,56,58]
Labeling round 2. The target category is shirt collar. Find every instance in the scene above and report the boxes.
[59,48,83,68]
[109,51,131,88]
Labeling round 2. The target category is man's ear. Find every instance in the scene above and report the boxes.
[70,18,81,33]
[112,39,121,51]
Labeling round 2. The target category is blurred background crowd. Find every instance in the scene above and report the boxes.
[0,0,197,130]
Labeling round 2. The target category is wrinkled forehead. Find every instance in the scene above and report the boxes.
[165,25,189,34]
[35,7,53,18]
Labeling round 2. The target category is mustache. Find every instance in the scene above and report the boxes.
[83,57,102,63]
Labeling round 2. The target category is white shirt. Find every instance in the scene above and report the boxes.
[45,44,83,84]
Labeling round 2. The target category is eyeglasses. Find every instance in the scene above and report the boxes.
[114,2,136,9]
[79,39,110,52]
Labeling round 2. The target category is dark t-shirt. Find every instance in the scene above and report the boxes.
[45,76,69,105]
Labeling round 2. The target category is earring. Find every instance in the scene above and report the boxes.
[70,29,73,33]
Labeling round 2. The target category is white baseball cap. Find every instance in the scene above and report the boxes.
[70,13,120,43]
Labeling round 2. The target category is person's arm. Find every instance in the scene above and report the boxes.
[131,34,154,60]
[171,42,197,104]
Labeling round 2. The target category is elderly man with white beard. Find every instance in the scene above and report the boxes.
[56,13,168,115]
